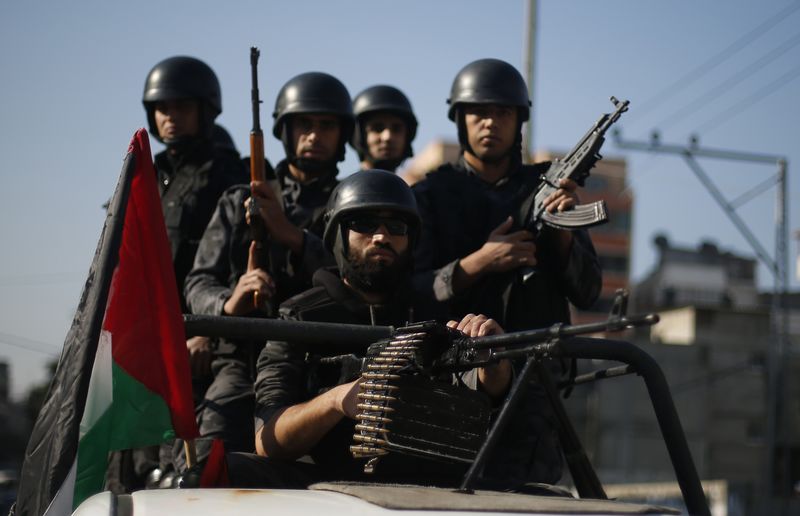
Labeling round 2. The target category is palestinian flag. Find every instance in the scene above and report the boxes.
[14,129,199,515]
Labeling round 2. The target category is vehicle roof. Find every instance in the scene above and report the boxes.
[74,484,678,516]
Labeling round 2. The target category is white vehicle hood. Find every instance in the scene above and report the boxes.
[74,484,678,516]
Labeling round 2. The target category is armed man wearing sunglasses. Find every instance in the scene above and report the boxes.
[222,170,512,487]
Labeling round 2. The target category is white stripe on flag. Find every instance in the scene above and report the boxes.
[79,330,113,439]
[42,459,76,516]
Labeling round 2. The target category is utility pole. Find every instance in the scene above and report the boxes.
[614,130,789,514]
[794,230,800,282]
[522,0,537,163]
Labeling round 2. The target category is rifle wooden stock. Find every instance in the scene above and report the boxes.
[250,132,265,183]
[250,46,266,185]
[248,46,272,314]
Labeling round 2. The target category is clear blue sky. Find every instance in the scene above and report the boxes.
[1,0,798,400]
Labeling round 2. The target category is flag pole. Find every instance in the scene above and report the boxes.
[184,439,197,470]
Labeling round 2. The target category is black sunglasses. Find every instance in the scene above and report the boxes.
[345,216,409,236]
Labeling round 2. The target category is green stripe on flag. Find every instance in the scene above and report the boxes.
[74,361,176,508]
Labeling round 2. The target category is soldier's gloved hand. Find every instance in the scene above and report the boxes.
[223,241,276,316]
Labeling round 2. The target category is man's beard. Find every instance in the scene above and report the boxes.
[342,244,409,295]
[290,156,338,175]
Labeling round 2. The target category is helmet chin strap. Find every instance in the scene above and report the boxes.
[333,225,350,277]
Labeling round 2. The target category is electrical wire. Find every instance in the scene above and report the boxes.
[631,1,800,121]
[657,30,800,131]
[695,62,800,134]
[0,332,60,357]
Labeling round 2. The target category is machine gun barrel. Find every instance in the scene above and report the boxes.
[184,314,392,352]
[185,290,657,365]
[184,312,656,354]
[471,312,658,351]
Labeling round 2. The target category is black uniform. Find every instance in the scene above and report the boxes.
[411,156,602,485]
[156,142,248,310]
[412,156,602,332]
[250,268,419,482]
[183,159,337,457]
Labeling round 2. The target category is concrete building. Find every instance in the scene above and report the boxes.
[633,235,760,312]
[563,239,800,514]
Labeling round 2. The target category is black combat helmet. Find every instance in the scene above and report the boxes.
[350,85,418,167]
[323,170,420,266]
[447,59,530,156]
[142,56,222,144]
[447,58,530,121]
[272,72,354,164]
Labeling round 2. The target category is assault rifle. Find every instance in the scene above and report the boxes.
[247,47,274,315]
[518,96,629,281]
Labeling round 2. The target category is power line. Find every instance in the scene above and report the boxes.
[0,332,60,357]
[695,61,800,134]
[657,30,800,131]
[631,2,800,121]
